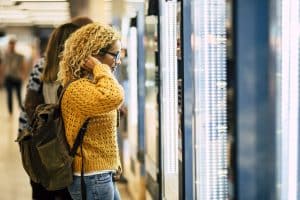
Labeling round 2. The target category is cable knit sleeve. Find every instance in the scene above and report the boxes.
[62,64,124,117]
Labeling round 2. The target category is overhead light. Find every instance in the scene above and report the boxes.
[33,19,68,23]
[0,0,71,26]
[31,15,69,20]
[0,18,32,25]
[0,10,28,18]
[0,0,14,6]
[125,0,144,2]
[30,11,69,16]
[11,0,67,2]
[17,2,69,10]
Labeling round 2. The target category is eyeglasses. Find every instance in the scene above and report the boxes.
[100,50,121,62]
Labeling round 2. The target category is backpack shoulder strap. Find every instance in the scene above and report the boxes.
[57,82,72,106]
[57,85,63,99]
[69,118,90,157]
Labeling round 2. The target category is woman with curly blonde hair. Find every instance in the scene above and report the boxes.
[58,22,124,200]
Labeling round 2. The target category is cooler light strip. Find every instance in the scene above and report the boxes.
[280,0,299,199]
[160,0,178,174]
[128,27,138,143]
[192,0,228,199]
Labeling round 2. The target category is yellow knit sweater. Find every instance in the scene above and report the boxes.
[61,64,124,173]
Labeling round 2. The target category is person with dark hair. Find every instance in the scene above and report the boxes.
[18,18,92,200]
[3,37,25,115]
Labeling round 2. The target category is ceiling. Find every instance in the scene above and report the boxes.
[0,0,71,26]
[0,0,144,27]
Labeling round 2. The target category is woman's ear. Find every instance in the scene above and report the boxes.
[98,51,106,57]
[94,55,104,63]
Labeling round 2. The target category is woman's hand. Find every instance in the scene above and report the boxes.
[82,55,101,72]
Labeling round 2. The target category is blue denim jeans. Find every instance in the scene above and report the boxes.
[68,173,121,200]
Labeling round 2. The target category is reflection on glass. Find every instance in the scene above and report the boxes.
[144,15,159,180]
[128,27,138,155]
[192,0,229,199]
[276,0,300,199]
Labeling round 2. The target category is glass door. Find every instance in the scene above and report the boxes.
[191,0,231,199]
[144,13,161,200]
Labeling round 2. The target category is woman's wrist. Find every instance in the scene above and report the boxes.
[93,64,112,78]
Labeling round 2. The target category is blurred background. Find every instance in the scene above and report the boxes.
[0,0,299,200]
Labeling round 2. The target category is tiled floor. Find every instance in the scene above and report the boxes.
[0,88,132,200]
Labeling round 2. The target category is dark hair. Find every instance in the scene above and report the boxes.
[42,18,93,82]
[71,16,93,27]
[42,23,79,82]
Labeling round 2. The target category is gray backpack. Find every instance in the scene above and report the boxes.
[16,83,89,191]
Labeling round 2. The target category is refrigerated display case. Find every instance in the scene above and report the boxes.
[145,1,182,199]
[190,0,231,199]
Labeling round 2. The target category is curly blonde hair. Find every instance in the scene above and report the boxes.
[58,22,121,86]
